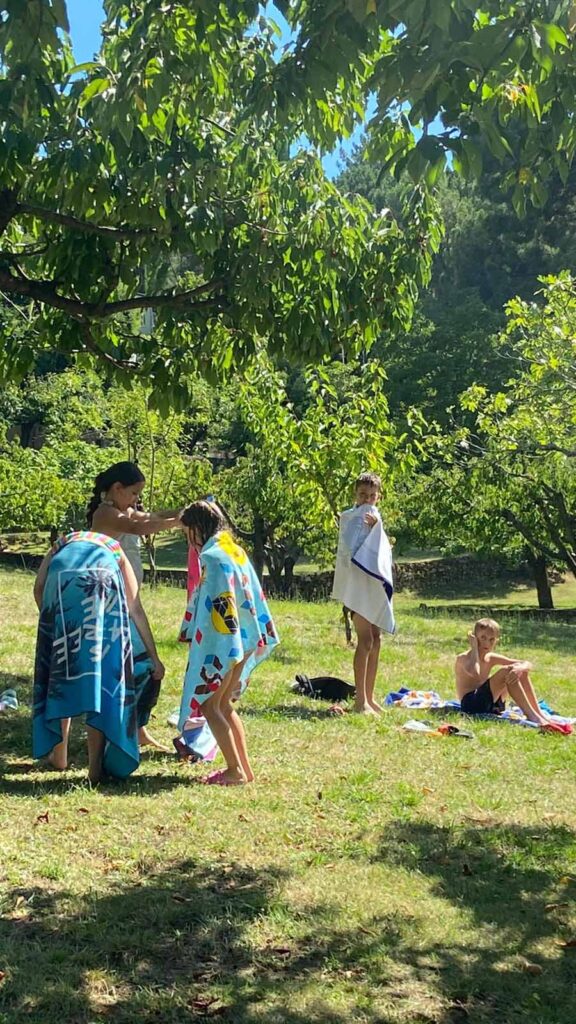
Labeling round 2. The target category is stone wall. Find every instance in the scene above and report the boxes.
[0,550,562,601]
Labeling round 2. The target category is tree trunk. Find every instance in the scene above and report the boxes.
[525,548,554,609]
[283,555,296,596]
[145,536,158,588]
[252,515,266,582]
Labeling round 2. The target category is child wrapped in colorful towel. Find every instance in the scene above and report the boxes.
[178,501,280,785]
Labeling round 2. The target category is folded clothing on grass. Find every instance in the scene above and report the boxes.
[385,687,575,729]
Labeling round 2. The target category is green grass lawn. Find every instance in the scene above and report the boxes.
[1,567,575,1024]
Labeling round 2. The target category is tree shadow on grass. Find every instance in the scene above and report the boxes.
[2,823,575,1024]
[242,702,345,721]
[370,820,576,1023]
[0,857,404,1024]
[405,575,532,602]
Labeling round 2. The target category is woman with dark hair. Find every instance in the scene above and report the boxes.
[32,530,149,782]
[178,500,279,785]
[89,461,181,749]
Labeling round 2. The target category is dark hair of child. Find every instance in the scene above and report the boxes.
[181,500,228,548]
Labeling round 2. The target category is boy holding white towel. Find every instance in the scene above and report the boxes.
[332,472,395,715]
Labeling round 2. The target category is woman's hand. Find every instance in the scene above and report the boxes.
[152,659,166,681]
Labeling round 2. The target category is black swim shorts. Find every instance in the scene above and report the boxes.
[460,679,505,716]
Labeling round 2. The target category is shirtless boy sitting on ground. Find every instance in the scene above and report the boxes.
[455,617,572,735]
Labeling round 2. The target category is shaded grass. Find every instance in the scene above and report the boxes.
[1,568,575,1024]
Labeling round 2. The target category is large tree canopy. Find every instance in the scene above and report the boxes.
[2,2,576,400]
[0,0,440,402]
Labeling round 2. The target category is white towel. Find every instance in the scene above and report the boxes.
[332,507,395,634]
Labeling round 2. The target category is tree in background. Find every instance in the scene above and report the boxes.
[336,140,576,423]
[217,357,406,585]
[405,275,576,607]
[0,369,212,549]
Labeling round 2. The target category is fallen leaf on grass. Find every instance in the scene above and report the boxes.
[238,814,249,822]
[544,903,569,912]
[522,961,543,975]
[35,812,49,825]
[422,786,435,795]
[172,895,194,904]
[462,863,474,876]
[463,814,494,825]
[557,937,576,948]
[77,807,90,815]
[190,995,228,1016]
[0,971,5,984]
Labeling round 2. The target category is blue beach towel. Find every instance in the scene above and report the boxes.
[33,531,140,777]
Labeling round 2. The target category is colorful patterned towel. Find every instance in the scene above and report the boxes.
[385,687,575,728]
[178,531,279,729]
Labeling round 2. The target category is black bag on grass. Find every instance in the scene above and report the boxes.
[292,674,356,702]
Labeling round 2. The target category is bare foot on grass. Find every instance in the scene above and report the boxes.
[138,726,171,752]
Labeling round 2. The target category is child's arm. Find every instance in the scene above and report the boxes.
[466,632,481,677]
[485,652,533,670]
[33,551,53,610]
[95,504,180,536]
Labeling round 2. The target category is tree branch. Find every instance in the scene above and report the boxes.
[77,322,136,371]
[0,266,225,318]
[17,202,158,240]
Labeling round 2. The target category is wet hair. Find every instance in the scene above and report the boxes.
[474,617,500,636]
[86,461,145,525]
[181,500,227,548]
[354,471,382,492]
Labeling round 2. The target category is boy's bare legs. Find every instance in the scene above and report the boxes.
[87,725,105,784]
[489,668,548,726]
[48,717,71,770]
[512,669,551,720]
[353,614,381,714]
[202,666,247,784]
[365,628,382,712]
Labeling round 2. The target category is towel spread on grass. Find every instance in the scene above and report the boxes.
[385,687,575,728]
[331,505,395,634]
[178,531,279,730]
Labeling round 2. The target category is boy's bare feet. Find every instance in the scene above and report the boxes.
[369,699,383,713]
[355,703,379,716]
